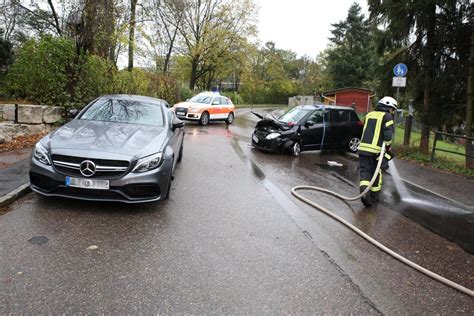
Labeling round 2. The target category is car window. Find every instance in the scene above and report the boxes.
[79,98,165,126]
[278,107,311,124]
[189,95,212,104]
[221,97,229,105]
[307,110,328,124]
[350,111,360,122]
[212,97,221,105]
[331,110,350,123]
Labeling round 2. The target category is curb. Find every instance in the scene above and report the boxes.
[0,183,31,208]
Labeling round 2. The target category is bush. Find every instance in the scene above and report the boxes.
[3,34,180,107]
[5,35,76,106]
[179,84,193,102]
[113,69,179,105]
[148,73,179,105]
[114,68,150,96]
[73,54,116,107]
[221,91,244,105]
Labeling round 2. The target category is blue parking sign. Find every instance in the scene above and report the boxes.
[394,63,408,77]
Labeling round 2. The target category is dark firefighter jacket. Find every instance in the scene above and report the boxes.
[358,110,394,156]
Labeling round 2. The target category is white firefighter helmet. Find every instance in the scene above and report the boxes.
[377,96,398,110]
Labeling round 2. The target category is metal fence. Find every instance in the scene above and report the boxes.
[430,131,474,163]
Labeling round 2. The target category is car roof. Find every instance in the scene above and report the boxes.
[295,104,356,111]
[194,91,224,98]
[99,94,168,105]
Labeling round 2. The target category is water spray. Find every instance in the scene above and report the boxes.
[291,143,473,297]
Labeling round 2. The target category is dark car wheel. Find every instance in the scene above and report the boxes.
[199,111,210,126]
[226,112,234,124]
[347,136,360,152]
[291,142,301,157]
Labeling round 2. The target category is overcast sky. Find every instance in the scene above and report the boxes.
[255,0,369,58]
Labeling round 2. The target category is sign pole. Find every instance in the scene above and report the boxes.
[393,63,408,148]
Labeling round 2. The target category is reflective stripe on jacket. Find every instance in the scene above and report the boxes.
[358,110,394,155]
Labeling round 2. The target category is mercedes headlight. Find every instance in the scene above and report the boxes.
[132,153,163,173]
[33,142,51,165]
[265,133,281,140]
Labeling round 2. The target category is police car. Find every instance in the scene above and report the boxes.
[172,92,235,126]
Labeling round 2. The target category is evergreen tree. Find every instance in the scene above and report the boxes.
[325,3,373,89]
[368,0,471,155]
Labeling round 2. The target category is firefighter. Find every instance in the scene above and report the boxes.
[358,96,397,206]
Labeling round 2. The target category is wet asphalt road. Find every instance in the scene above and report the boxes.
[0,108,473,313]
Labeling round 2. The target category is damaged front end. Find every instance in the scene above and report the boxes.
[251,117,298,154]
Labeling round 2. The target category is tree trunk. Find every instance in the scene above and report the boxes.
[419,4,436,155]
[163,26,179,73]
[189,59,198,90]
[128,0,137,72]
[466,6,474,169]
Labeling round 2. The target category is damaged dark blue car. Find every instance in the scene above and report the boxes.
[251,105,363,156]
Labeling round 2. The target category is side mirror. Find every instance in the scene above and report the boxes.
[68,109,79,119]
[172,118,184,130]
[305,120,315,127]
[212,101,219,105]
[186,99,190,102]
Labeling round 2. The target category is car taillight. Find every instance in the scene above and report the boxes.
[357,120,363,126]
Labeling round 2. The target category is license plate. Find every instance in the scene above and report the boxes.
[252,134,259,143]
[65,176,109,190]
[176,112,185,116]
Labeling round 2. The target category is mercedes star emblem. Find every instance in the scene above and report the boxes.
[80,160,96,177]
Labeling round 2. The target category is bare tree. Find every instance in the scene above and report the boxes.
[0,0,21,41]
[178,0,256,90]
[128,0,137,71]
[142,0,184,73]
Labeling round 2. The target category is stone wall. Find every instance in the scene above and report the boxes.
[0,104,64,144]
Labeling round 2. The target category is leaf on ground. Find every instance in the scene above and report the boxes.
[86,245,99,251]
[0,133,47,153]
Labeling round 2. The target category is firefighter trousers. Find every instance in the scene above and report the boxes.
[359,153,382,200]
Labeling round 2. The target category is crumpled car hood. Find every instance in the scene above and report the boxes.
[254,117,291,133]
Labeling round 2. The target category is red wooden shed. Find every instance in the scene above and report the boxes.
[322,87,374,113]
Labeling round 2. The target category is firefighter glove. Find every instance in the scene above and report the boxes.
[385,146,394,161]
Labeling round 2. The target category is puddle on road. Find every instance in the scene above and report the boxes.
[315,163,359,188]
[29,236,49,245]
[231,137,305,215]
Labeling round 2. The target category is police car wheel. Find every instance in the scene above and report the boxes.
[226,112,234,124]
[199,111,209,126]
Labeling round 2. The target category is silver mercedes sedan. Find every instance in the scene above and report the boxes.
[29,95,185,203]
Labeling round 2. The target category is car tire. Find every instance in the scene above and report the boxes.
[199,111,210,126]
[291,142,301,157]
[226,112,234,124]
[347,136,361,153]
[177,143,183,162]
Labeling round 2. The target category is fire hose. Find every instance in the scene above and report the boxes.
[291,143,473,297]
